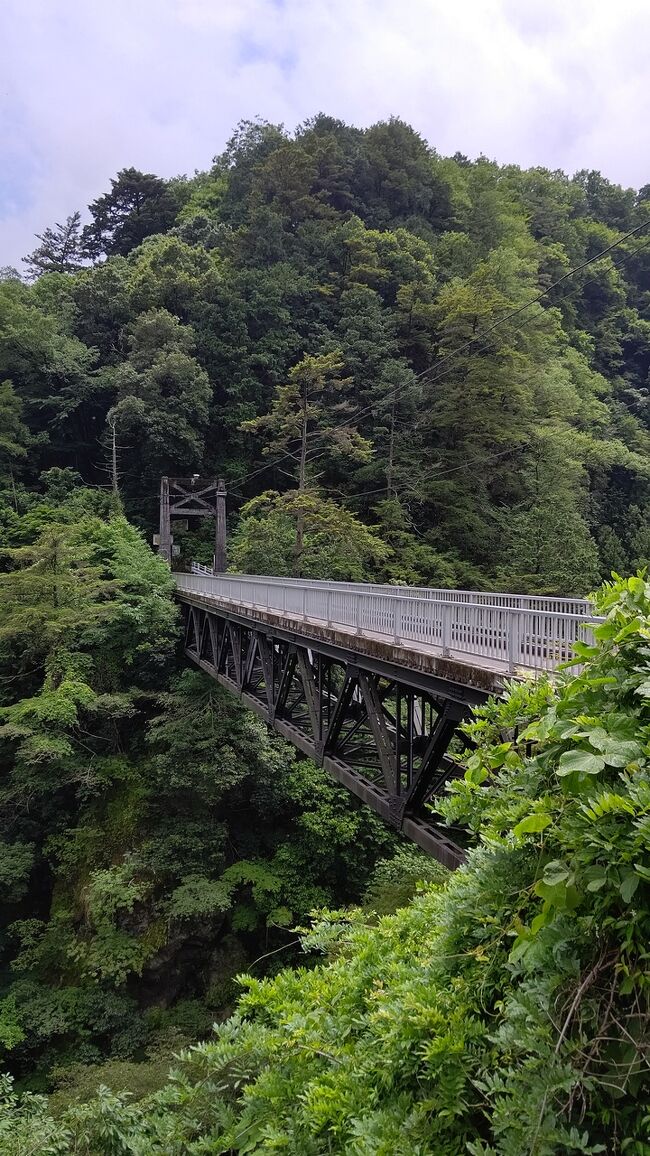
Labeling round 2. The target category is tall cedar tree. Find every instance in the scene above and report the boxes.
[82,169,182,259]
[23,212,84,279]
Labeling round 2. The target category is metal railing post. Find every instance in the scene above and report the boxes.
[393,598,403,644]
[326,590,332,627]
[442,603,451,657]
[356,593,363,635]
[507,610,517,673]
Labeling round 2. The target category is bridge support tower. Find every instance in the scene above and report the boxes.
[158,477,227,572]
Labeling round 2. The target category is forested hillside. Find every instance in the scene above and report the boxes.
[0,116,649,1152]
[3,115,650,588]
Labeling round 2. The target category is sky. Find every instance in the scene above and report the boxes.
[1,0,649,269]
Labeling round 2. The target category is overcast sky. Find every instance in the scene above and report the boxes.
[1,0,649,269]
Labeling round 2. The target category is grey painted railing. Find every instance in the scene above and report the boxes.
[189,563,592,616]
[178,571,600,674]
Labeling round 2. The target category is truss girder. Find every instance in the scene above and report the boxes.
[182,601,472,868]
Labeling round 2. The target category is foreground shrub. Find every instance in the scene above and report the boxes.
[1,574,648,1153]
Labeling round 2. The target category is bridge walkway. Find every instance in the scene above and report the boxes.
[178,570,597,688]
[175,570,599,866]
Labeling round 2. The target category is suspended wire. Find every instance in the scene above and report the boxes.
[410,217,650,390]
[342,226,650,446]
[226,218,647,490]
[315,230,650,499]
[229,226,649,491]
[345,444,528,503]
[336,234,650,506]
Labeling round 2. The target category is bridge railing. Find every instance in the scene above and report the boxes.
[189,564,592,617]
[177,572,600,674]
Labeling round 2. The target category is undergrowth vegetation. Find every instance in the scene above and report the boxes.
[1,575,648,1152]
[2,114,650,1151]
[0,499,394,1098]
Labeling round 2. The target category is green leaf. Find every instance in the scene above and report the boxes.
[562,883,581,910]
[557,749,605,776]
[584,727,609,751]
[571,641,599,659]
[488,742,512,769]
[555,721,580,740]
[512,813,552,838]
[594,619,619,641]
[614,616,642,642]
[584,864,608,891]
[582,793,636,819]
[620,873,640,903]
[267,906,293,928]
[508,937,532,965]
[534,878,580,909]
[541,860,570,886]
[602,740,643,768]
[464,756,488,786]
[586,876,607,892]
[530,911,551,935]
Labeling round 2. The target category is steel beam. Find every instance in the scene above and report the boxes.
[179,591,489,707]
[179,599,475,868]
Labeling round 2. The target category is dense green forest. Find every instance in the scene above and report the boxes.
[4,115,650,587]
[0,116,649,1151]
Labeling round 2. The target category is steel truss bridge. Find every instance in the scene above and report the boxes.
[175,567,598,867]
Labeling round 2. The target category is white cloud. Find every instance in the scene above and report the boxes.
[0,0,648,268]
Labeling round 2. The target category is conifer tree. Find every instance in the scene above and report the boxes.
[23,212,84,279]
[241,352,372,573]
[82,169,181,259]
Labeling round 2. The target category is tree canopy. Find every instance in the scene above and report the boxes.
[1,114,649,1151]
[1,573,648,1154]
[7,117,649,592]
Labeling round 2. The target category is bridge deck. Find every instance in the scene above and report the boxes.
[179,588,510,699]
[177,571,598,689]
[174,574,597,865]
